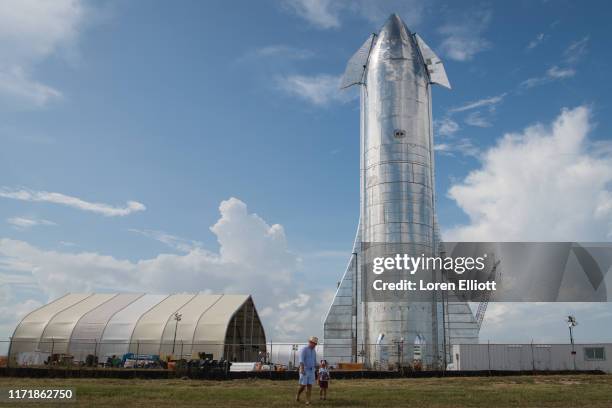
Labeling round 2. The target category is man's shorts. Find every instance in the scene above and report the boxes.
[299,368,316,385]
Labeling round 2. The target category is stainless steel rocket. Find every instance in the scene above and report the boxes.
[324,14,479,368]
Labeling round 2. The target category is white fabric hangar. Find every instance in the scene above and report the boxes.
[9,293,267,363]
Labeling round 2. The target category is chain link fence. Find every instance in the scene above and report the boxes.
[1,339,610,373]
[1,339,309,370]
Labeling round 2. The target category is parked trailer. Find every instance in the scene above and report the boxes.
[451,343,611,373]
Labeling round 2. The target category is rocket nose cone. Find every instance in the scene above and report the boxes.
[380,13,411,40]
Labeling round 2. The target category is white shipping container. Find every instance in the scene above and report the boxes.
[451,343,612,373]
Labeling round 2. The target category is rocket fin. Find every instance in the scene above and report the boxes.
[323,220,361,364]
[340,34,377,89]
[434,218,480,348]
[415,34,451,89]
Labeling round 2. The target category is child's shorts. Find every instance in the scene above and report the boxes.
[319,380,329,389]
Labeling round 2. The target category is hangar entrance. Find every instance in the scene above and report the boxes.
[223,296,267,361]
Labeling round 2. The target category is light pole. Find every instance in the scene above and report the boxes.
[172,312,182,355]
[292,344,298,369]
[393,337,404,371]
[352,251,358,363]
[567,315,578,370]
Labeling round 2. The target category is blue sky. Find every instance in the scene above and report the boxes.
[1,0,612,349]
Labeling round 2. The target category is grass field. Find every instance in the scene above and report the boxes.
[1,375,611,407]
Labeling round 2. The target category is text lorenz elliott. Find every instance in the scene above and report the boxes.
[372,279,497,292]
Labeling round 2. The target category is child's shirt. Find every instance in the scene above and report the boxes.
[318,367,330,381]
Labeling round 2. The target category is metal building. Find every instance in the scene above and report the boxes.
[451,343,612,373]
[9,293,266,364]
[324,14,479,368]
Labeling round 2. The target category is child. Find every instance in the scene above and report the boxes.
[317,359,330,400]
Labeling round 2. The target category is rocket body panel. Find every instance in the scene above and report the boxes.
[362,15,434,246]
[323,14,479,368]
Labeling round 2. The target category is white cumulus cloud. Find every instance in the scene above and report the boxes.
[445,106,612,241]
[445,106,612,342]
[0,197,329,342]
[0,284,42,340]
[0,0,88,108]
